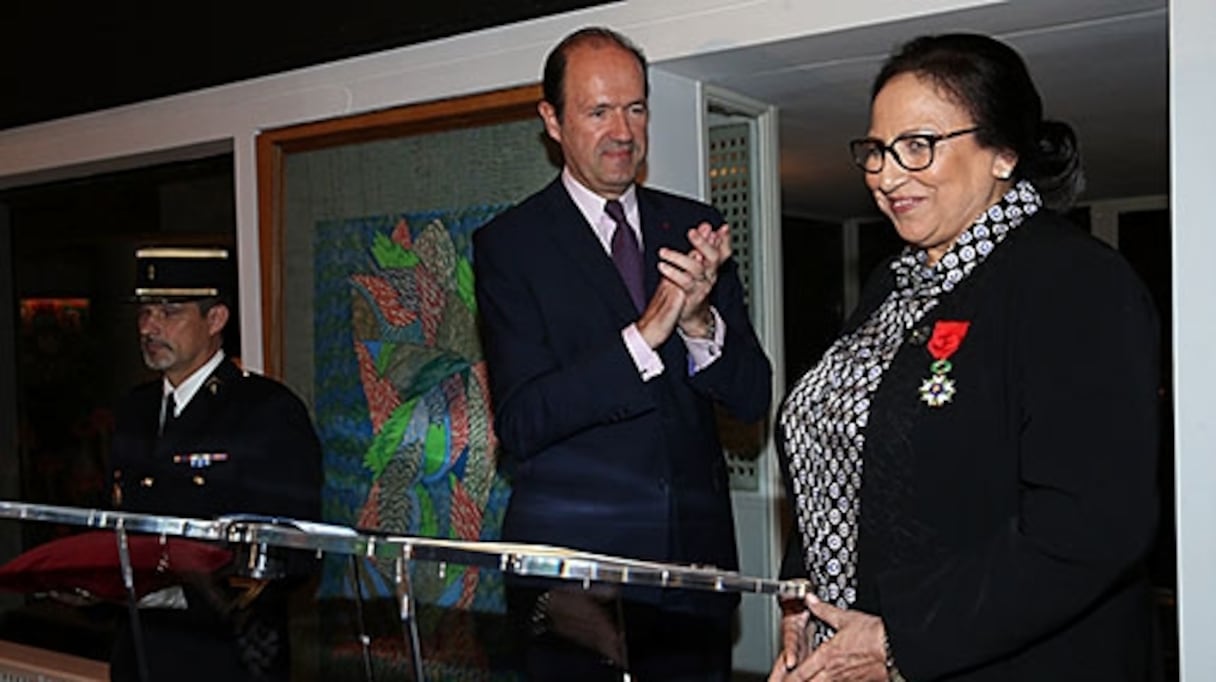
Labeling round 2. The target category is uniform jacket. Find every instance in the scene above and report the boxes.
[473,178,772,598]
[781,210,1161,681]
[111,357,322,522]
[108,357,322,682]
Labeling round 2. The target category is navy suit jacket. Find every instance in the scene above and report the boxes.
[474,178,771,596]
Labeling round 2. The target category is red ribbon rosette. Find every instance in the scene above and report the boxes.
[919,320,970,407]
[927,321,970,364]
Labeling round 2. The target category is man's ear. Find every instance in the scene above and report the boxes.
[538,101,562,145]
[206,304,229,336]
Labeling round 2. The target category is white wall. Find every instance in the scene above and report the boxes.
[1170,0,1216,678]
[645,69,707,199]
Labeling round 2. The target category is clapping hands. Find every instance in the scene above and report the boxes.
[638,222,731,347]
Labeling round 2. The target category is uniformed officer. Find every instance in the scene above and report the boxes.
[108,246,322,682]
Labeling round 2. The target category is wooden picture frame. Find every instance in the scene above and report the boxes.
[255,84,543,377]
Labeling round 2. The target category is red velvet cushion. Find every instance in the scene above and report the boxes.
[0,530,232,602]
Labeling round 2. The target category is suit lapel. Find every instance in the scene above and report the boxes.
[537,179,642,322]
[131,386,164,458]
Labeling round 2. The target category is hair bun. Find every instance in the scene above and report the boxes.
[1030,119,1085,210]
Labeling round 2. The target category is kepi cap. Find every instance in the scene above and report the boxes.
[133,246,233,302]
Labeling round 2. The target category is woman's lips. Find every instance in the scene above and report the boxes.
[888,196,922,214]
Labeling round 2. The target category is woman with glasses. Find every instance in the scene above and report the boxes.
[770,33,1160,681]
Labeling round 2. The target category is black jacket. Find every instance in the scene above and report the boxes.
[109,356,322,682]
[111,357,321,522]
[781,211,1160,681]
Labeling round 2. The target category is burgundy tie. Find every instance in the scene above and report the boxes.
[604,199,645,312]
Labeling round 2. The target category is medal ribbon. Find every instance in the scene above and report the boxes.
[920,320,970,407]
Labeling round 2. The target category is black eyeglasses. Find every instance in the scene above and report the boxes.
[849,127,980,173]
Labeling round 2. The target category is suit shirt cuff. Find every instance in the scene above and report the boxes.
[622,324,664,382]
[679,306,725,375]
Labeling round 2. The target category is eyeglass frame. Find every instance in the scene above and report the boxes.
[848,126,981,173]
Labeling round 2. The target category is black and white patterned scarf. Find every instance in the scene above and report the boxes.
[779,181,1042,642]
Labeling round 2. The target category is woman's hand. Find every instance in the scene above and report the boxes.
[784,596,890,681]
[768,597,812,681]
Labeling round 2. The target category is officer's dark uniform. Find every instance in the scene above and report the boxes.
[108,247,322,682]
[111,358,322,523]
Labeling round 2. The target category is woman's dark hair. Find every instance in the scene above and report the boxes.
[542,27,648,120]
[873,33,1083,209]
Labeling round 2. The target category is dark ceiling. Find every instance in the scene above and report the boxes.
[1,1,607,131]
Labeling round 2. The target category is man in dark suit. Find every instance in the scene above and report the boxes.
[473,27,772,681]
[109,246,322,681]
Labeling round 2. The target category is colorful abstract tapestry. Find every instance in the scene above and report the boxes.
[313,206,517,677]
